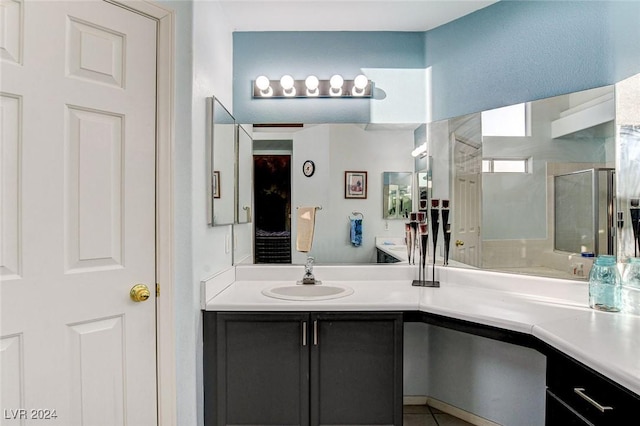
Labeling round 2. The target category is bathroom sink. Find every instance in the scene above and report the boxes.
[388,246,406,251]
[262,284,354,301]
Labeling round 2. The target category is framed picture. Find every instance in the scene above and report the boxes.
[345,171,367,199]
[212,171,220,198]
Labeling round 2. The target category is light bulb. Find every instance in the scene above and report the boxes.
[305,75,319,96]
[330,74,344,89]
[354,74,368,90]
[280,75,294,90]
[280,74,296,97]
[305,75,319,90]
[330,74,343,96]
[255,75,272,97]
[255,75,270,91]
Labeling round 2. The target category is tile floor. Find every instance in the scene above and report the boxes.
[403,404,474,426]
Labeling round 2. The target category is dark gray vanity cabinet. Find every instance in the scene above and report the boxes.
[545,348,640,425]
[203,311,403,426]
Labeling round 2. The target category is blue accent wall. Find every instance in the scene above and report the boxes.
[426,0,640,121]
[232,1,640,124]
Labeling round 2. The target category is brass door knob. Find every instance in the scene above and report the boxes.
[130,284,151,302]
[455,240,465,247]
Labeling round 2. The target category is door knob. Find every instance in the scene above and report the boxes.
[455,240,464,247]
[130,284,151,302]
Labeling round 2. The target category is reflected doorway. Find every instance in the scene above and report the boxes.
[253,153,292,263]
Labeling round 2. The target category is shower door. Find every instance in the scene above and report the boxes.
[554,168,615,255]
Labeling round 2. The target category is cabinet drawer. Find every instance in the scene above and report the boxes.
[546,350,640,425]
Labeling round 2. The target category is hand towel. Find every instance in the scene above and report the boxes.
[350,218,362,247]
[296,207,316,252]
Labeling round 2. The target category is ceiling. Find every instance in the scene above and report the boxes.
[218,0,498,32]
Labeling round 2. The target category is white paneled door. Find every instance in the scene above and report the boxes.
[1,1,158,425]
[452,133,482,268]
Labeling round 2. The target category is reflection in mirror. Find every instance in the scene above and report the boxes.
[253,123,415,265]
[429,85,616,280]
[241,75,638,278]
[554,168,614,256]
[417,163,431,210]
[383,172,413,219]
[208,97,235,226]
[615,73,640,261]
[236,124,253,224]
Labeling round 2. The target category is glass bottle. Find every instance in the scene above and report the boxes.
[622,257,640,315]
[588,255,621,312]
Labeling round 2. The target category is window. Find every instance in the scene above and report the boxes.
[481,102,531,137]
[483,158,530,173]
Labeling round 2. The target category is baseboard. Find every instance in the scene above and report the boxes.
[403,395,428,406]
[403,395,501,426]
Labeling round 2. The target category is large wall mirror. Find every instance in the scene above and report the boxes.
[425,80,637,280]
[230,73,639,279]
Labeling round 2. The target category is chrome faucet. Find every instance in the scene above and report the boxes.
[301,256,317,285]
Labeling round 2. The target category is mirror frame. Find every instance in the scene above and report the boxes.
[236,123,253,224]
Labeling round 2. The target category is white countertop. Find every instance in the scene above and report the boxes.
[203,264,640,396]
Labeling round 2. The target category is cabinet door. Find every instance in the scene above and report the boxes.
[310,312,403,426]
[211,312,310,426]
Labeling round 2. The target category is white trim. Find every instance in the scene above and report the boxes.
[109,1,176,425]
[403,396,429,406]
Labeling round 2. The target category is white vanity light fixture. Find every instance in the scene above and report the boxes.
[305,75,320,96]
[329,74,344,96]
[280,74,296,97]
[252,74,373,98]
[255,75,273,97]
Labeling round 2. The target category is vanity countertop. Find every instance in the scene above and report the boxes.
[203,264,640,396]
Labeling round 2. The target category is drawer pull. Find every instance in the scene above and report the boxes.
[574,388,613,413]
[302,321,307,346]
[313,320,318,346]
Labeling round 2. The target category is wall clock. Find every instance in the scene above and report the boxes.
[302,160,315,177]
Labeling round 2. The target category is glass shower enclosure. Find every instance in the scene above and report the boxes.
[554,168,615,256]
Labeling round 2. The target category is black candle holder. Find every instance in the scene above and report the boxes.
[442,199,451,266]
[411,211,436,286]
